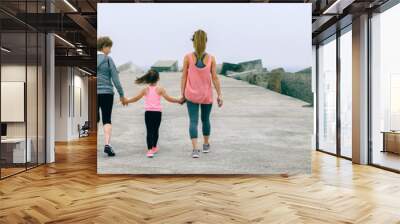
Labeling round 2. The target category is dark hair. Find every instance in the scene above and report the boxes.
[97,36,113,51]
[135,70,160,85]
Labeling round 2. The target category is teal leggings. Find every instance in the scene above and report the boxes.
[186,101,212,139]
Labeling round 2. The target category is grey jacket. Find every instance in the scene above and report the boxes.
[97,53,124,97]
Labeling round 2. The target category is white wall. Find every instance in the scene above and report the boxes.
[72,72,89,138]
[1,63,46,164]
[1,65,39,138]
[1,65,26,137]
[54,67,89,141]
[55,66,69,141]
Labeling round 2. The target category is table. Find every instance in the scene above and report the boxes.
[1,138,31,163]
[381,131,400,154]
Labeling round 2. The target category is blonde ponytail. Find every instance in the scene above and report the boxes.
[192,29,207,57]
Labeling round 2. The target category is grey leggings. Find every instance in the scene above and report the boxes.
[186,101,212,139]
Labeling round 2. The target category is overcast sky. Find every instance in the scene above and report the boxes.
[98,3,311,72]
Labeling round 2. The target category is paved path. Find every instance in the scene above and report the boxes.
[98,72,313,174]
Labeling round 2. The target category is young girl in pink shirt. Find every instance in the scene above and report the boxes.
[127,70,183,158]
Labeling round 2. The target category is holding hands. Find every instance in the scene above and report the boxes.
[120,97,128,106]
[176,95,222,107]
[178,96,186,105]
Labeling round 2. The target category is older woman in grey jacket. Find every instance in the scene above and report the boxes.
[97,36,127,156]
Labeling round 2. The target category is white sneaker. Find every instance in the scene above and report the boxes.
[202,144,210,153]
[192,149,200,158]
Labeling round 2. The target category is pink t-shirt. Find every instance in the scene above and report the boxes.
[184,53,213,104]
[144,86,162,112]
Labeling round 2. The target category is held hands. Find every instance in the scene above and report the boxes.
[120,97,128,106]
[178,96,186,105]
[175,95,221,106]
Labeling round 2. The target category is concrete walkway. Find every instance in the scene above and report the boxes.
[98,72,313,174]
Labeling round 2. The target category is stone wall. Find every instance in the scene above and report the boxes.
[220,59,264,75]
[281,71,313,104]
[226,63,312,104]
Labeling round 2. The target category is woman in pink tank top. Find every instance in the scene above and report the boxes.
[127,70,184,158]
[181,29,223,158]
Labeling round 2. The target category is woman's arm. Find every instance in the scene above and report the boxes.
[181,56,189,97]
[126,88,146,104]
[211,56,223,107]
[109,57,125,97]
[160,87,182,103]
[109,57,128,105]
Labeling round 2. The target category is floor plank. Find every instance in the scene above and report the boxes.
[1,135,400,223]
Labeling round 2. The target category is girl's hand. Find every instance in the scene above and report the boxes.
[217,95,223,107]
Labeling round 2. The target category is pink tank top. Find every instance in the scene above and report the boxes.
[144,86,162,112]
[184,52,213,104]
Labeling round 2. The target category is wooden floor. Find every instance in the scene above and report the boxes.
[373,151,400,171]
[1,135,400,224]
[1,167,26,178]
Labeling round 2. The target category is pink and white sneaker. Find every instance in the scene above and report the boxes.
[152,147,159,154]
[146,149,154,158]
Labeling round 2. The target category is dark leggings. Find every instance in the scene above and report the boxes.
[145,111,162,150]
[186,101,212,139]
[97,94,114,125]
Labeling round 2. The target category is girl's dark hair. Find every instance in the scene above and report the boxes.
[135,69,160,85]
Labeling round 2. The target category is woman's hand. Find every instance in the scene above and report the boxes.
[217,95,223,107]
[179,96,186,105]
[211,56,222,108]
